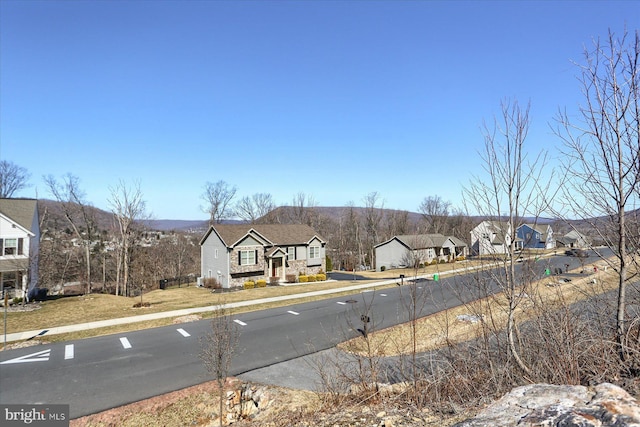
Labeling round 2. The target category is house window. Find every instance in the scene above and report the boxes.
[239,250,257,266]
[2,238,22,256]
[481,233,490,240]
[1,271,17,288]
[309,246,320,259]
[287,247,296,260]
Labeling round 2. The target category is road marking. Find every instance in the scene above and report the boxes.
[287,310,299,316]
[336,301,347,305]
[120,337,132,349]
[380,293,387,297]
[361,289,373,293]
[64,344,74,360]
[177,328,190,337]
[0,349,51,364]
[234,319,247,326]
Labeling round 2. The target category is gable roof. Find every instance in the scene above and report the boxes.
[201,223,326,247]
[376,234,468,250]
[0,198,38,234]
[520,223,551,234]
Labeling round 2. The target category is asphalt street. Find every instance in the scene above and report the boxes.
[0,251,605,419]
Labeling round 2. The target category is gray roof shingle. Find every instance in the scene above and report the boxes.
[0,198,38,233]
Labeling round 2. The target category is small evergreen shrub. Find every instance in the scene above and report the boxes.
[380,266,386,272]
[299,275,309,283]
[244,281,255,289]
[307,275,317,282]
[256,280,267,288]
[316,273,326,281]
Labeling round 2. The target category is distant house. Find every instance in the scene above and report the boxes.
[374,234,468,271]
[556,230,591,248]
[470,221,517,256]
[200,224,326,288]
[516,223,555,250]
[0,198,40,299]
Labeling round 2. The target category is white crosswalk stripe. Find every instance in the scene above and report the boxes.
[234,319,247,326]
[177,328,190,337]
[120,337,132,349]
[64,344,74,360]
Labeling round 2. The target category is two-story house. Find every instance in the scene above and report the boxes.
[0,198,39,300]
[200,224,326,288]
[470,220,518,256]
[516,223,555,250]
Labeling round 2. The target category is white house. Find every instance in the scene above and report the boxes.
[470,221,516,256]
[0,198,39,300]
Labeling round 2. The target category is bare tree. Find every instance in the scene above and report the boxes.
[463,99,550,376]
[556,29,640,359]
[288,192,319,227]
[200,304,240,427]
[0,160,30,198]
[383,209,411,240]
[418,195,451,234]
[235,193,276,224]
[108,180,147,297]
[362,192,384,269]
[44,174,97,294]
[201,180,237,225]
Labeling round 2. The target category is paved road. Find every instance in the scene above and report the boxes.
[0,251,604,419]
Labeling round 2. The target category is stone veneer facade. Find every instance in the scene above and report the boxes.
[228,249,325,288]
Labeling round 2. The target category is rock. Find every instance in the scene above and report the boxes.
[454,383,640,427]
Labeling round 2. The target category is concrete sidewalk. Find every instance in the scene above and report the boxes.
[2,261,503,343]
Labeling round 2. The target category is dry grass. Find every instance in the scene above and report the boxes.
[341,265,619,357]
[0,259,487,340]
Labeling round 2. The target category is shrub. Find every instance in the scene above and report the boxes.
[12,297,23,305]
[286,274,297,283]
[299,275,309,283]
[456,256,466,261]
[243,281,255,289]
[439,259,447,264]
[419,263,425,269]
[307,275,317,282]
[316,273,326,281]
[325,255,333,271]
[133,301,151,308]
[202,277,221,289]
[380,266,386,272]
[256,280,267,288]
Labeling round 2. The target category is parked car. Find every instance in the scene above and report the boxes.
[565,248,588,258]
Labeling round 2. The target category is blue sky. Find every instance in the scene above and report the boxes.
[2,1,638,220]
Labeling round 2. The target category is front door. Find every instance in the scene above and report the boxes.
[271,257,283,278]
